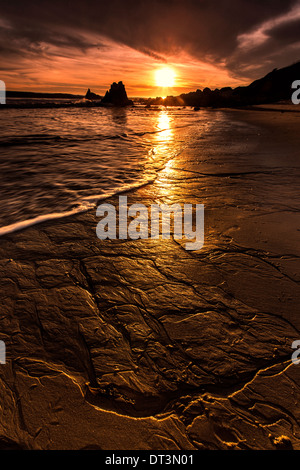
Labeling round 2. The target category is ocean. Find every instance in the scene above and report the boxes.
[0,101,259,235]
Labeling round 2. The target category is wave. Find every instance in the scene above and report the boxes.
[0,176,155,237]
[0,124,191,148]
[0,106,192,237]
[0,133,128,147]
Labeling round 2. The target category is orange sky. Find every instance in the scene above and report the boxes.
[2,1,300,98]
[3,37,248,97]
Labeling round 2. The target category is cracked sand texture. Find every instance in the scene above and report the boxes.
[0,109,299,450]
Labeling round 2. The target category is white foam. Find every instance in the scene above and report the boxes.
[0,178,155,237]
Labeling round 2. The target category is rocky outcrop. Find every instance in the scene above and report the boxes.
[101,81,133,107]
[85,89,101,100]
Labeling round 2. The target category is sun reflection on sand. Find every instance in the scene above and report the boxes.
[156,111,173,146]
[148,110,174,163]
[151,110,179,197]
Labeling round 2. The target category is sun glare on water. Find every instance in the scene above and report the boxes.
[155,67,176,88]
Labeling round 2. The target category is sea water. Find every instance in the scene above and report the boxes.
[0,102,259,235]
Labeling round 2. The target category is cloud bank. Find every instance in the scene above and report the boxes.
[1,0,300,92]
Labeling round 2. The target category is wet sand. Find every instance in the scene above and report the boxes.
[0,108,299,450]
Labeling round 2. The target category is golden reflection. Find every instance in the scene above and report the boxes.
[147,110,175,166]
[156,111,172,144]
[151,111,177,195]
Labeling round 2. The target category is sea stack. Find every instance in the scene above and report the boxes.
[101,81,133,106]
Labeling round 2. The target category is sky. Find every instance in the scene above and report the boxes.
[1,0,300,97]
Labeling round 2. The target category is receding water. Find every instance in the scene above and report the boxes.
[0,103,259,234]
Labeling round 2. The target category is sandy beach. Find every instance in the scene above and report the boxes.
[0,107,299,450]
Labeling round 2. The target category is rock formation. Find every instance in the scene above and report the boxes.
[85,89,101,100]
[101,81,133,107]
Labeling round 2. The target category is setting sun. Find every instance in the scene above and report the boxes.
[155,67,176,88]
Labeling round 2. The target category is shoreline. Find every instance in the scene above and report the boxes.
[1,104,299,239]
[0,107,300,450]
[0,179,156,238]
[2,99,300,111]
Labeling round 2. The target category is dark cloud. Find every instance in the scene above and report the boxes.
[226,7,300,79]
[266,17,300,45]
[1,0,300,81]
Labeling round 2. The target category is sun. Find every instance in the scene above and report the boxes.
[155,67,176,88]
